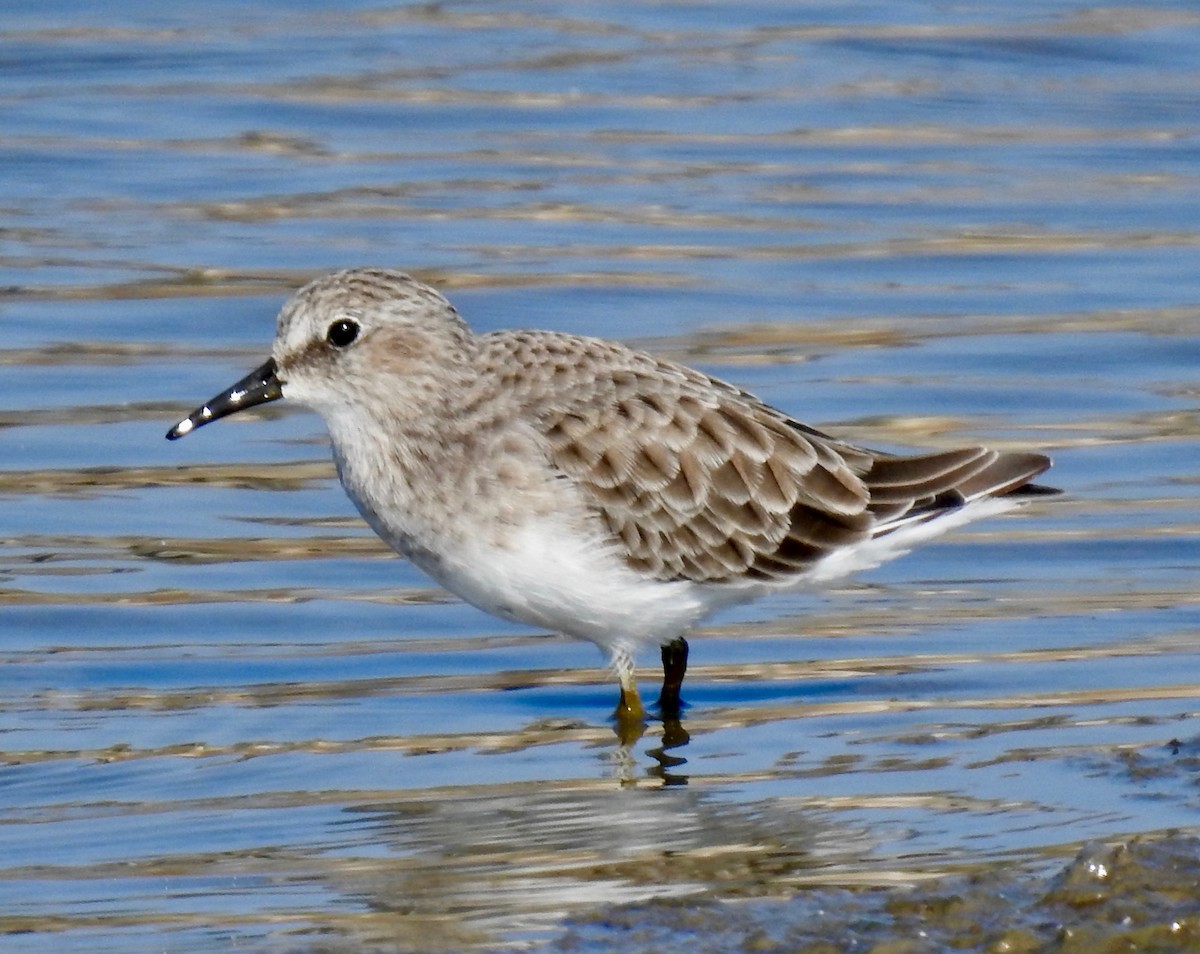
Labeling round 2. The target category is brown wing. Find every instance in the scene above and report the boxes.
[479,331,1052,584]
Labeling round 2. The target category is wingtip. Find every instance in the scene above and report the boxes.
[1008,480,1062,497]
[1004,452,1059,497]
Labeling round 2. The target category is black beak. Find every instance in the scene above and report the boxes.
[166,358,283,440]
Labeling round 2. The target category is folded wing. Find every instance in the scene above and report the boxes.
[481,331,1052,585]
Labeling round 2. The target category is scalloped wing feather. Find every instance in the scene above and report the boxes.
[478,331,1051,585]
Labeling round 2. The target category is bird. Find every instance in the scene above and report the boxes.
[167,267,1055,729]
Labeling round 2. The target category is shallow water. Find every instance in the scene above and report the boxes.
[3,2,1200,951]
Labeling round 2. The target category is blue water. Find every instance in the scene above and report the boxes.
[2,2,1200,951]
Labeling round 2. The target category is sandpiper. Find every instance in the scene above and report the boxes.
[168,267,1055,727]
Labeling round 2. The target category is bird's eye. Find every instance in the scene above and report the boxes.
[326,318,360,348]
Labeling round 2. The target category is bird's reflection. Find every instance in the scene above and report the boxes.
[612,707,691,786]
[647,716,690,786]
[332,762,858,950]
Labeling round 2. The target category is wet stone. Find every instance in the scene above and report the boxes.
[544,834,1200,954]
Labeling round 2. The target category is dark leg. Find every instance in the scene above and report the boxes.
[657,636,689,716]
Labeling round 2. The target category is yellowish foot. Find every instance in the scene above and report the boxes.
[615,682,645,721]
[613,683,646,746]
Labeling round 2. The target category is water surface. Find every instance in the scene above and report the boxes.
[2,2,1200,951]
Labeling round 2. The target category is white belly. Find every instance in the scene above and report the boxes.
[413,517,713,657]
